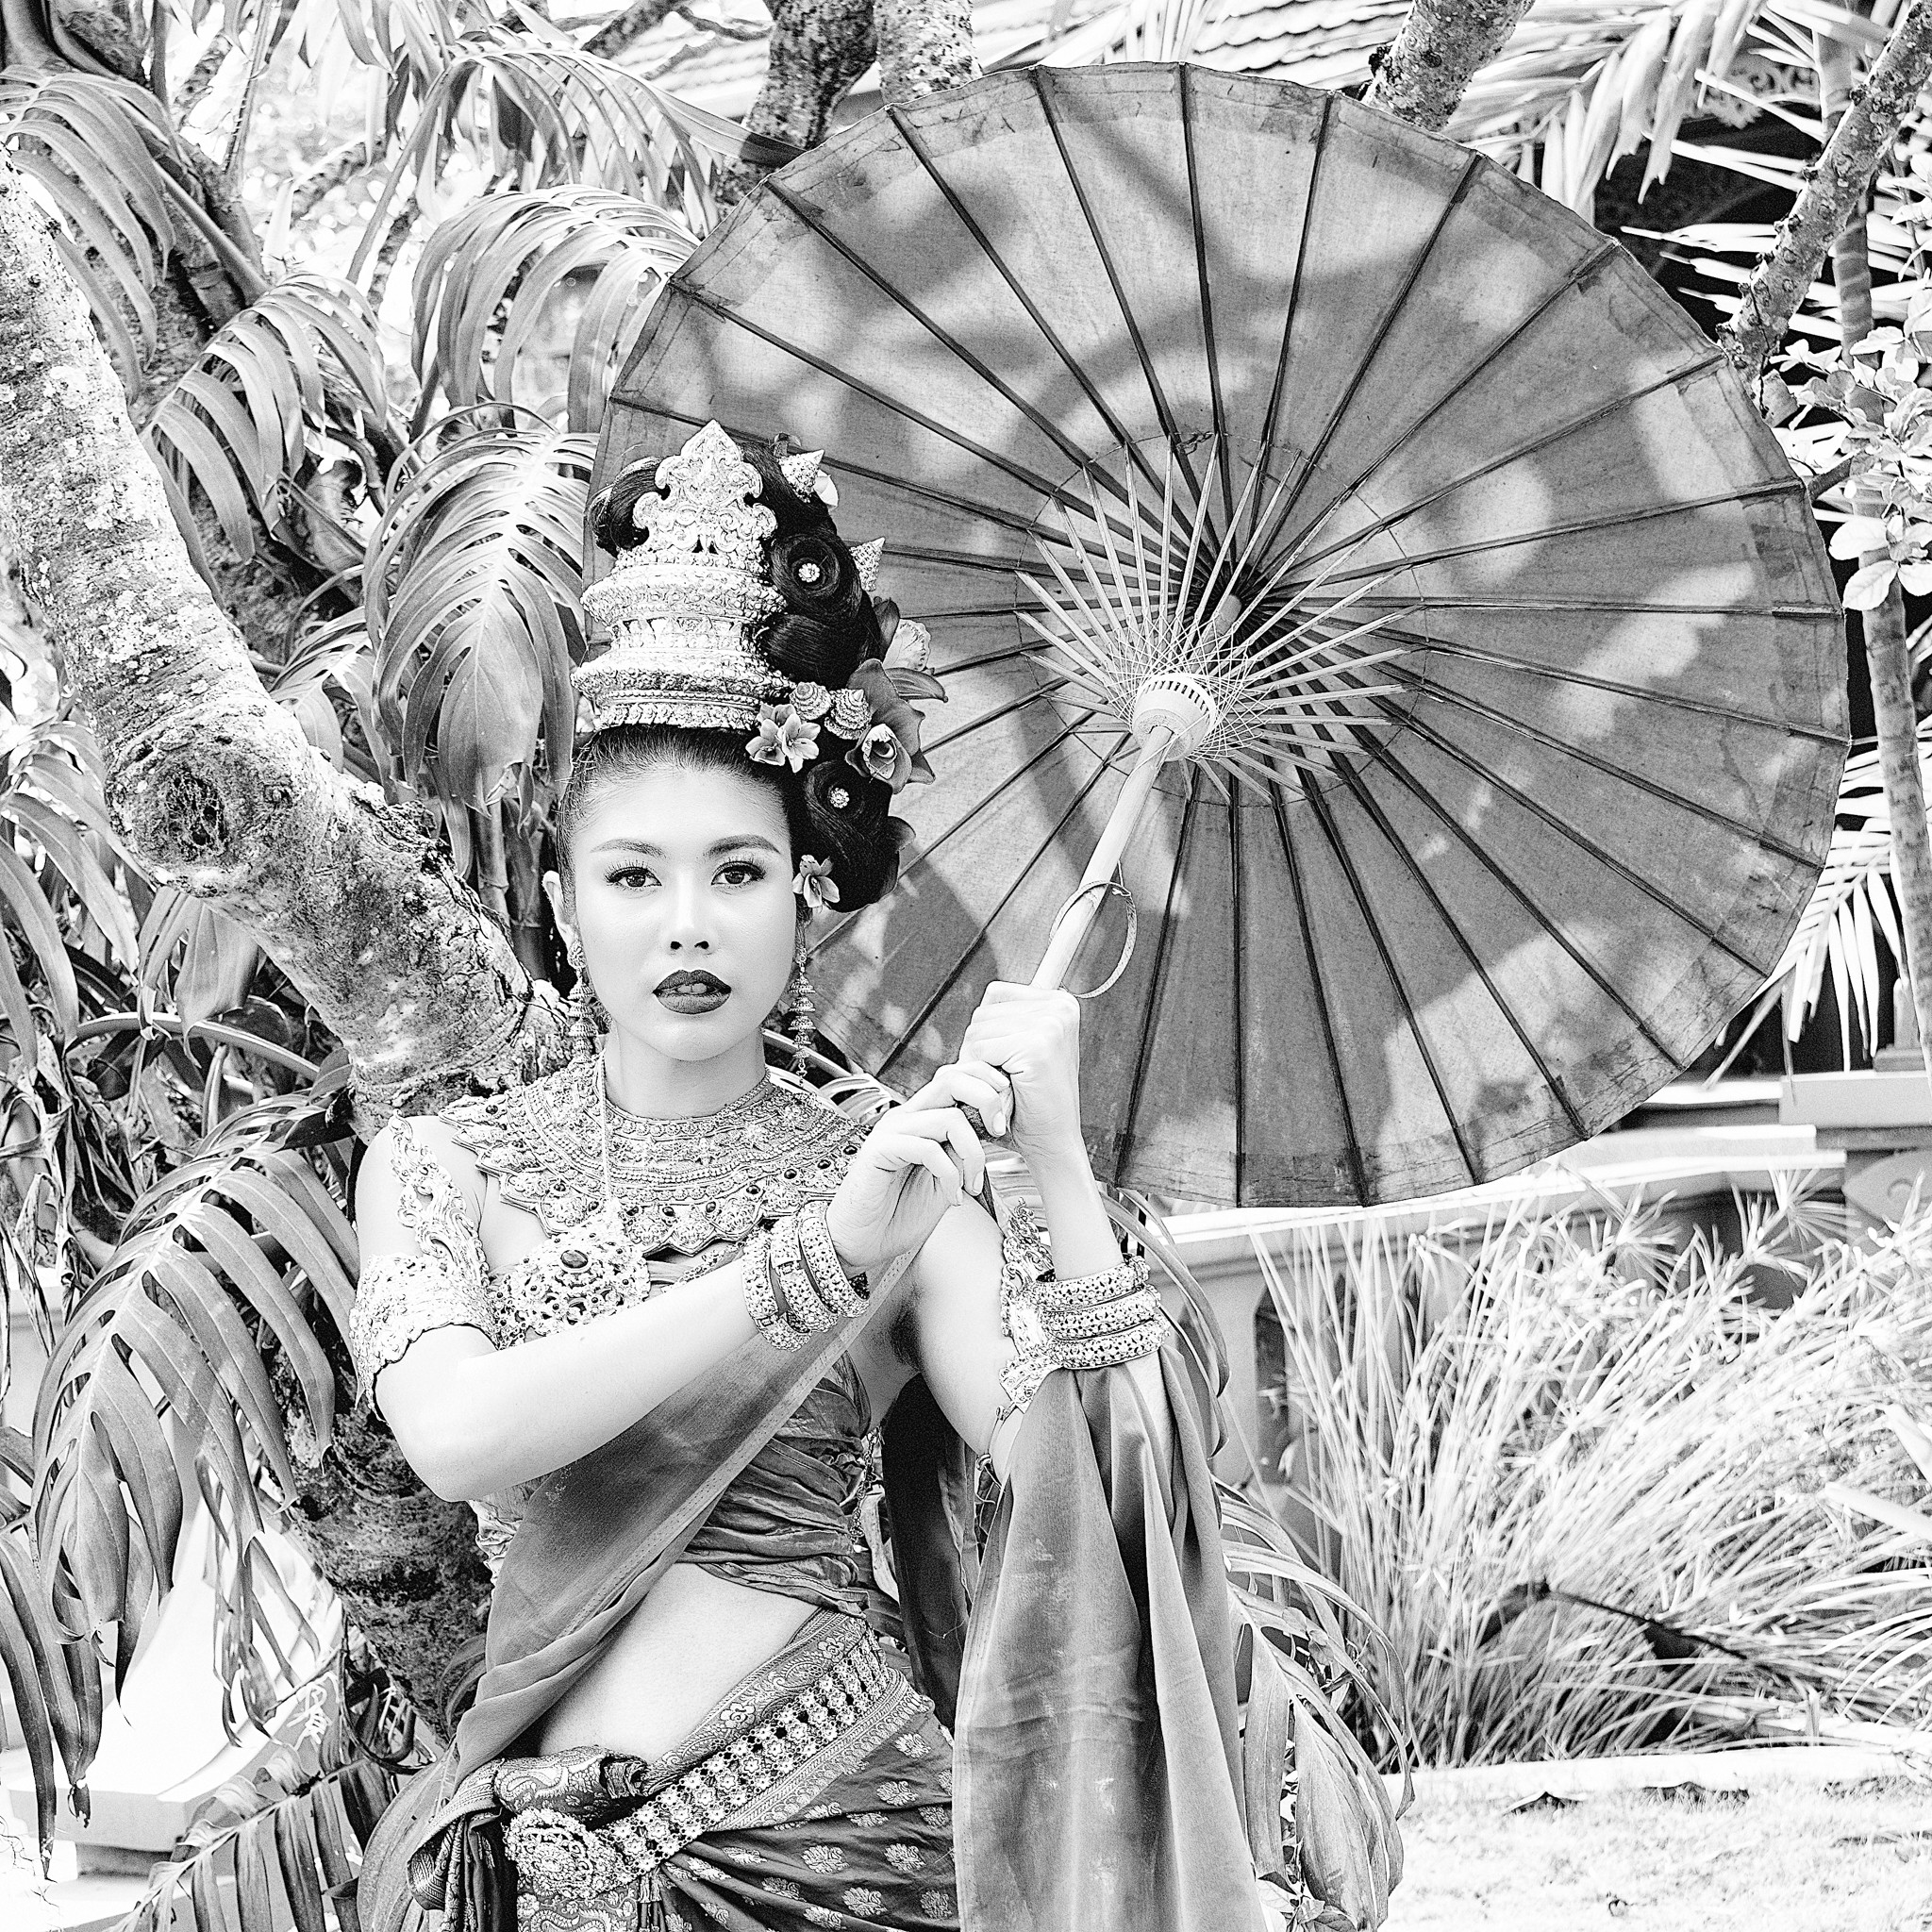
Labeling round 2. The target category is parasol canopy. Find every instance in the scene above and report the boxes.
[594,64,1845,1208]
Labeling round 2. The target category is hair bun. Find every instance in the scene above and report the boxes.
[771,531,864,624]
[589,458,665,555]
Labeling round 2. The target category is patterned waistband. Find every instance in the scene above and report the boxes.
[501,1619,919,1902]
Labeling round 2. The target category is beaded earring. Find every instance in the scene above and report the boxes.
[787,932,817,1069]
[566,932,601,1061]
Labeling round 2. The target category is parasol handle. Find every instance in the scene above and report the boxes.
[1031,724,1178,991]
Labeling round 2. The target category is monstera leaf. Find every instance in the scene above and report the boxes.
[366,410,592,808]
[412,188,696,432]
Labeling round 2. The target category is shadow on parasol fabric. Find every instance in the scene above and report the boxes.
[593,63,1846,1209]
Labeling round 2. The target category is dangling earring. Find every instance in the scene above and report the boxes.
[566,932,600,1061]
[787,932,817,1070]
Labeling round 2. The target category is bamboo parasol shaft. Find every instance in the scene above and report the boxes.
[1031,724,1177,990]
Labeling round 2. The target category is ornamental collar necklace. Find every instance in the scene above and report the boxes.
[442,1057,866,1254]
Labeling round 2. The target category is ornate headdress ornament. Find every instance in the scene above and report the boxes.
[575,420,941,812]
[577,422,790,734]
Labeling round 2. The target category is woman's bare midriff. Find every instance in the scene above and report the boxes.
[534,1561,818,1761]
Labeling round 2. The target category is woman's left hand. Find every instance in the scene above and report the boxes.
[958,983,1085,1159]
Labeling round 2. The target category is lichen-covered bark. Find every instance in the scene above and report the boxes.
[876,0,976,104]
[735,0,876,174]
[0,161,566,1132]
[1723,0,1932,385]
[1364,0,1534,133]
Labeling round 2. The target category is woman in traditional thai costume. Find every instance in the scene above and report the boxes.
[350,424,1307,1932]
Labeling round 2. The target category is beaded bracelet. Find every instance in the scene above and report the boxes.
[770,1214,838,1334]
[1031,1253,1150,1313]
[1040,1287,1164,1344]
[797,1198,867,1315]
[741,1224,807,1352]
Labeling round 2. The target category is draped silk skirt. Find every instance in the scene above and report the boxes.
[496,1613,958,1932]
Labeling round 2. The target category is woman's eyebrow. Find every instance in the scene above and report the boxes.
[588,835,783,856]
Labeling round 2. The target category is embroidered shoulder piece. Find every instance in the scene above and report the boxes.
[347,1118,499,1406]
[442,1059,868,1252]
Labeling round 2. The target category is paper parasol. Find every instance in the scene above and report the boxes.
[593,64,1845,1208]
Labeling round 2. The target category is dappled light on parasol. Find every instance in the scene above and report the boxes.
[595,63,1845,1208]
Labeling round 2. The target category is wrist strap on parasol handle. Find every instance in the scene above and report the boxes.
[1030,724,1175,991]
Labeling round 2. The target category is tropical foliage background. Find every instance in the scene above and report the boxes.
[1,0,1931,1924]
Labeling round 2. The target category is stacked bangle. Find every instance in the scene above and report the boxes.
[741,1224,806,1351]
[993,1243,1163,1441]
[797,1199,867,1315]
[741,1202,870,1351]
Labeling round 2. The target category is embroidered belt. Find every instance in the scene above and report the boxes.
[500,1624,914,1921]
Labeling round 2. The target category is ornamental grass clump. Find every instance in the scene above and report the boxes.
[1257,1186,1932,1769]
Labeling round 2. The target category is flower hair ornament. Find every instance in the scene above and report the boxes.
[579,422,943,910]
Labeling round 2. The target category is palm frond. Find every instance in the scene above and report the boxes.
[365,409,593,808]
[112,1756,402,1932]
[412,188,695,432]
[31,1083,358,1670]
[352,28,764,264]
[0,72,184,392]
[139,889,263,1030]
[0,1519,98,1862]
[142,274,396,574]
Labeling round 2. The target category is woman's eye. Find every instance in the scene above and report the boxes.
[608,865,658,889]
[717,862,766,888]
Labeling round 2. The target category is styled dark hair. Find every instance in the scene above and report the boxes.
[575,433,908,914]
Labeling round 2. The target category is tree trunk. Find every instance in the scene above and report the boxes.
[1363,0,1535,133]
[0,163,567,1131]
[1815,33,1932,1079]
[1723,0,1932,387]
[875,0,977,103]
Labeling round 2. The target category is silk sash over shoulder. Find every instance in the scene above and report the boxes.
[354,1066,1274,1932]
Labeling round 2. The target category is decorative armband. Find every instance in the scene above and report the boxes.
[741,1201,869,1351]
[347,1253,501,1406]
[347,1118,497,1407]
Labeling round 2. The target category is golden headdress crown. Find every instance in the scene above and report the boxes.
[577,421,790,734]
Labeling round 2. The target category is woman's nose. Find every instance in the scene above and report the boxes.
[664,877,711,951]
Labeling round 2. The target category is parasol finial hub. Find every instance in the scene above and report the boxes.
[1131,672,1217,758]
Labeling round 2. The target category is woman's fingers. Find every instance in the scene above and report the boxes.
[908,1061,1011,1137]
[877,1106,984,1196]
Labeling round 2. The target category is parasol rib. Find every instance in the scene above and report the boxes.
[1334,761,1591,1141]
[875,748,1125,1075]
[1266,777,1369,1202]
[1229,773,1249,1200]
[810,708,1099,952]
[1281,346,1727,578]
[666,282,1072,509]
[1251,92,1333,546]
[1383,666,1824,867]
[1364,745,1681,1060]
[1360,621,1844,744]
[760,181,1119,504]
[922,673,1077,754]
[1252,151,1486,565]
[1281,240,1622,558]
[1118,768,1204,1189]
[1304,475,1810,587]
[1179,67,1236,531]
[1300,775,1485,1185]
[1386,705,1778,975]
[1343,592,1841,616]
[1031,67,1205,508]
[887,106,1170,506]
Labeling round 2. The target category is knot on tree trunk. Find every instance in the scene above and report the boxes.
[111,692,314,888]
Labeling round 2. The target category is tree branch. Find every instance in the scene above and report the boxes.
[0,160,566,1130]
[1363,0,1534,133]
[875,0,975,104]
[1723,0,1932,385]
[584,0,683,60]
